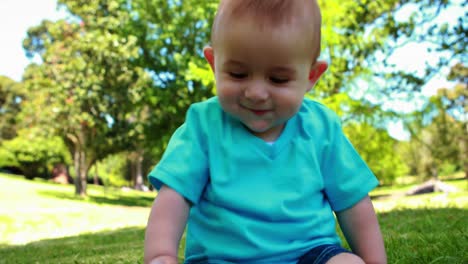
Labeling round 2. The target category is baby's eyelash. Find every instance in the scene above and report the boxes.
[270,77,289,84]
[229,72,248,79]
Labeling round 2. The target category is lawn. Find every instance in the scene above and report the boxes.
[0,172,466,263]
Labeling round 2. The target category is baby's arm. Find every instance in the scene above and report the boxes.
[336,195,387,264]
[144,185,190,264]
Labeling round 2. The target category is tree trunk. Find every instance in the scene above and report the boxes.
[130,150,145,191]
[94,163,99,185]
[461,126,468,179]
[431,164,439,180]
[73,147,87,197]
[134,154,144,190]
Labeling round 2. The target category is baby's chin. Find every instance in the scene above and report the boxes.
[244,122,273,133]
[243,120,286,139]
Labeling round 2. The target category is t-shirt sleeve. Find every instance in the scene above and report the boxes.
[147,105,209,204]
[321,114,379,212]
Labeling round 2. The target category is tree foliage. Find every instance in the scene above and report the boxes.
[0,76,24,142]
[119,0,216,189]
[20,0,217,195]
[403,63,467,178]
[21,0,150,195]
[0,128,70,179]
[374,0,465,95]
[344,123,408,184]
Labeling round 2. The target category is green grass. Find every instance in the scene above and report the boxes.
[370,192,467,264]
[0,227,145,263]
[0,173,466,263]
[0,173,154,246]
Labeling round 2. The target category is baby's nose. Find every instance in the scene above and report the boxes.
[244,81,268,102]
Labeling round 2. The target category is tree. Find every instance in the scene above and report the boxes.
[120,0,217,189]
[428,63,467,177]
[0,76,24,142]
[317,0,466,183]
[344,122,408,184]
[21,1,150,196]
[20,0,217,195]
[396,138,422,177]
[404,63,467,178]
[370,0,465,95]
[445,63,468,177]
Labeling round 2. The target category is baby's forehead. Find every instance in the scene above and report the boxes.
[215,0,320,30]
[213,21,318,69]
[211,0,322,51]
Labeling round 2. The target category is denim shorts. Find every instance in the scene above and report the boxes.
[297,244,351,264]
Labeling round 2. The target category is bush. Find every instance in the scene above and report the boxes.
[0,129,71,179]
[0,147,20,168]
[90,153,130,187]
[344,123,409,185]
[439,162,458,177]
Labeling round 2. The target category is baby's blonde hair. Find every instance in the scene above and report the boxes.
[211,0,322,60]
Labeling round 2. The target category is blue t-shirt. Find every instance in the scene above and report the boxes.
[148,97,379,264]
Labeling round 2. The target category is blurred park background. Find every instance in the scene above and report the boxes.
[0,0,466,263]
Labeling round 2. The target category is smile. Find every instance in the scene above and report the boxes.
[251,109,270,116]
[240,104,272,116]
[241,106,271,116]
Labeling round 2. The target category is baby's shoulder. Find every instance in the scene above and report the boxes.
[187,97,223,120]
[300,98,341,126]
[190,96,221,112]
[185,97,225,134]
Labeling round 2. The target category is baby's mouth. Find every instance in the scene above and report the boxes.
[250,109,270,116]
[241,105,271,116]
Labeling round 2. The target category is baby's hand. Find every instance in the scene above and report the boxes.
[148,256,179,264]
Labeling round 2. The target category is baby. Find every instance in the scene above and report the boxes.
[144,0,387,263]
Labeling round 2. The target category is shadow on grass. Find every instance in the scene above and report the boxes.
[370,193,392,200]
[442,176,467,182]
[37,190,155,207]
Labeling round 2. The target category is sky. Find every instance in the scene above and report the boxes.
[0,0,464,141]
[0,0,67,81]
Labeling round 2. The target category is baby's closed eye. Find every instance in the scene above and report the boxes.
[229,72,248,79]
[269,76,289,84]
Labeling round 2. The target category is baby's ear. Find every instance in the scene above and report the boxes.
[203,46,215,72]
[308,61,328,89]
